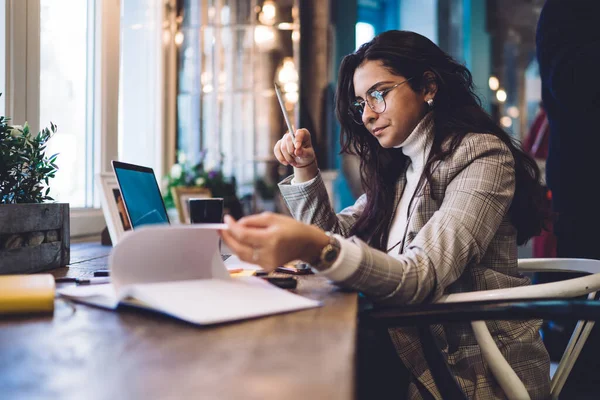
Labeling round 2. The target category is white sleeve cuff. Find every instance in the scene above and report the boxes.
[316,234,362,282]
[290,173,319,186]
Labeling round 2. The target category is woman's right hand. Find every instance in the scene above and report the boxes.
[274,128,316,168]
[220,213,329,271]
[273,129,318,182]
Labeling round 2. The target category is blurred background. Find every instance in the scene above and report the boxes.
[0,0,546,238]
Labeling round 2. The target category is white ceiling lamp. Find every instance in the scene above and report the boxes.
[500,116,512,128]
[496,89,507,103]
[489,76,500,91]
[259,1,277,25]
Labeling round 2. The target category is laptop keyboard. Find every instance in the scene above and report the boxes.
[221,254,232,261]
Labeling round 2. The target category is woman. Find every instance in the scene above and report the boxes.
[221,30,550,399]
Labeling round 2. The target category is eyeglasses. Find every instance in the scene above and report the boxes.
[349,77,413,125]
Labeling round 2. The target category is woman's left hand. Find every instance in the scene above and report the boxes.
[219,212,329,271]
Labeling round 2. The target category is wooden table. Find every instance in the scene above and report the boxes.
[0,242,358,400]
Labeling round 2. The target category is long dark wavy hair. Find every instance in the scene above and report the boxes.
[335,30,548,249]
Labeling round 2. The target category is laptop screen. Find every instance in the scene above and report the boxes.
[112,161,170,229]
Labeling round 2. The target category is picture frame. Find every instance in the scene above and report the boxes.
[171,186,212,224]
[97,172,132,245]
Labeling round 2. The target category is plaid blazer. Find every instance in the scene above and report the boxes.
[279,126,551,399]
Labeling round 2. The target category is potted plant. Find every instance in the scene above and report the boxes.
[163,152,243,221]
[0,93,69,274]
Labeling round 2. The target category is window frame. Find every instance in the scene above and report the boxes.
[4,0,119,237]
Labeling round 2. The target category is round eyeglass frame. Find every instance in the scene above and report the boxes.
[349,77,413,125]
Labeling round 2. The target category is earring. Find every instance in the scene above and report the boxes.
[426,98,434,108]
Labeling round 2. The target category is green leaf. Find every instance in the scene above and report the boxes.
[0,119,59,203]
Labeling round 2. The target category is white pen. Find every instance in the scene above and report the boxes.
[274,82,296,141]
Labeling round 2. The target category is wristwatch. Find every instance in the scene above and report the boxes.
[312,231,341,271]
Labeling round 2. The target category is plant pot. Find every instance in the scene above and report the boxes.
[0,203,70,274]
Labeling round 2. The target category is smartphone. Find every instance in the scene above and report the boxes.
[275,262,313,275]
[261,276,298,289]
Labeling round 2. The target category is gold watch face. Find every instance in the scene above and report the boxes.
[323,245,339,263]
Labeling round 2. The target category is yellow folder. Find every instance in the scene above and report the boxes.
[0,274,55,314]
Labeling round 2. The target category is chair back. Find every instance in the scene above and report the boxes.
[436,258,600,399]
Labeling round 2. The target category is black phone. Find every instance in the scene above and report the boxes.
[275,263,313,275]
[261,276,297,289]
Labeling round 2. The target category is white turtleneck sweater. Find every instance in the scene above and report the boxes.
[291,114,433,281]
[386,115,433,254]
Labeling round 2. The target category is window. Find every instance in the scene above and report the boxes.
[399,0,437,43]
[40,0,90,207]
[356,0,400,50]
[3,1,170,237]
[4,0,107,235]
[355,22,375,50]
[118,0,167,178]
[177,0,300,210]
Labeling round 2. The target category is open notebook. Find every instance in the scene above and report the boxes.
[58,225,321,325]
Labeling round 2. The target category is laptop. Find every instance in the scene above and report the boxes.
[112,160,231,260]
[112,161,170,229]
